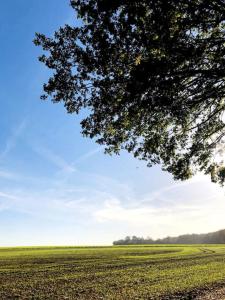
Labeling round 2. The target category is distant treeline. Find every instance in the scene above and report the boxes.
[113,229,225,245]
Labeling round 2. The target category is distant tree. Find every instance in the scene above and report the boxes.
[124,236,131,244]
[34,0,225,184]
[113,229,225,245]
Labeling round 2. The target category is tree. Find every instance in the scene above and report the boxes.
[34,0,225,185]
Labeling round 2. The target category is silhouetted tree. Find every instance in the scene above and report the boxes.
[34,0,225,184]
[113,229,225,245]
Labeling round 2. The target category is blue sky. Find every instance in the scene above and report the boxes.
[0,0,224,246]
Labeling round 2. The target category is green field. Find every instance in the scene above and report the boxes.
[0,245,225,299]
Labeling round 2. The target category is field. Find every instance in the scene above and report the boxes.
[1,245,225,299]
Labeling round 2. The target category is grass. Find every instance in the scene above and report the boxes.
[0,245,225,299]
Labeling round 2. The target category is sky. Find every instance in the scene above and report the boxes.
[0,0,224,246]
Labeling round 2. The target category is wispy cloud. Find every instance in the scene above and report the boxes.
[92,177,225,238]
[0,119,27,160]
[32,144,76,173]
[0,169,18,180]
[73,147,102,165]
[0,191,18,200]
[2,171,223,228]
[0,156,224,243]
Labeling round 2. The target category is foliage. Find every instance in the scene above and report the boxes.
[113,229,225,245]
[34,0,225,184]
[2,245,225,298]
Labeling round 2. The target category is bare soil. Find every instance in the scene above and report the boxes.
[196,287,225,300]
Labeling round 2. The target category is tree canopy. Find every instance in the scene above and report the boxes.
[34,0,225,184]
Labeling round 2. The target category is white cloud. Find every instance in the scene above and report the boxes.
[0,163,224,243]
[94,198,157,224]
[92,177,225,238]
